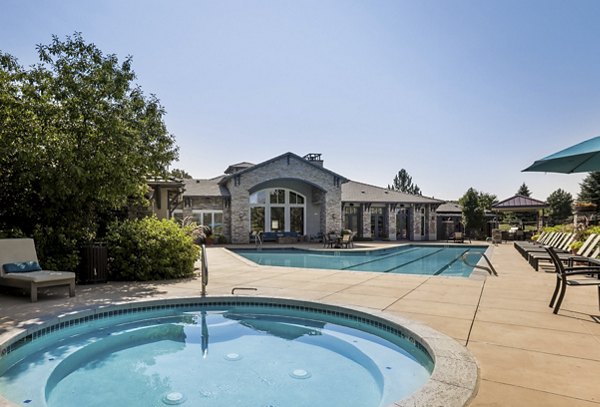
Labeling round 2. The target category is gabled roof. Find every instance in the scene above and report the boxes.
[183,178,230,197]
[219,152,347,185]
[342,181,443,204]
[224,162,255,174]
[436,201,462,214]
[492,194,547,210]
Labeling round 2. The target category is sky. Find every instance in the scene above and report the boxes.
[3,0,600,201]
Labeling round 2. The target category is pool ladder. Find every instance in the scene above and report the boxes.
[461,251,498,276]
[201,244,208,296]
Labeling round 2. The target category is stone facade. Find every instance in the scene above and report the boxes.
[167,152,445,244]
[224,154,344,243]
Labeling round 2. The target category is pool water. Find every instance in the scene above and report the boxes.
[0,303,433,407]
[234,245,487,277]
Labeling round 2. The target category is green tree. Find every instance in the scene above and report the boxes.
[0,33,178,268]
[478,192,498,211]
[459,188,485,238]
[388,169,421,195]
[517,183,531,197]
[578,172,600,211]
[546,189,573,225]
[170,168,192,179]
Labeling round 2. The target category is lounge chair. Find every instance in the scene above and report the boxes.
[0,238,76,302]
[529,234,600,271]
[545,246,600,314]
[522,233,574,261]
[514,231,555,257]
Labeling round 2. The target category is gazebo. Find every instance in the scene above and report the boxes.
[492,195,548,239]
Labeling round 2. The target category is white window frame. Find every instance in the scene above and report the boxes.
[249,188,306,234]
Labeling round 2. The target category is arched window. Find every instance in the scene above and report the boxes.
[249,188,306,234]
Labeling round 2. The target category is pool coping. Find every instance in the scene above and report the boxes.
[0,295,479,407]
[225,242,494,280]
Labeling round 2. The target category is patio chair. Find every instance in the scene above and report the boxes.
[340,232,354,249]
[453,232,464,243]
[545,246,600,314]
[0,238,76,302]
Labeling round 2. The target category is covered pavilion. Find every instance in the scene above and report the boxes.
[492,195,547,239]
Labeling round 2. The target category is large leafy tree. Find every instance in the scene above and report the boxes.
[459,188,484,237]
[546,189,573,224]
[477,192,498,211]
[517,182,531,197]
[0,33,178,268]
[578,172,600,211]
[459,188,496,238]
[388,169,421,195]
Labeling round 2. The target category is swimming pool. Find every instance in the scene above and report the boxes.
[0,297,478,407]
[233,245,488,277]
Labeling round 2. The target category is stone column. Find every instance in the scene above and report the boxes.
[413,206,423,241]
[324,189,342,234]
[388,204,397,241]
[362,204,372,238]
[427,205,437,241]
[230,190,250,244]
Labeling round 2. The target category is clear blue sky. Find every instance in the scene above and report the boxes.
[4,0,600,201]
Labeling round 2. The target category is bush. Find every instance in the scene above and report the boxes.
[570,241,583,252]
[106,216,199,281]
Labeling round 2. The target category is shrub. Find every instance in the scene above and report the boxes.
[570,241,583,252]
[106,216,199,281]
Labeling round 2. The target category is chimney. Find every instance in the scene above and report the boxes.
[303,153,323,167]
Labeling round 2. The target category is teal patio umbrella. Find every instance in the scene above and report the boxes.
[523,136,600,173]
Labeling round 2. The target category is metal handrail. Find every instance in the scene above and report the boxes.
[231,287,258,294]
[201,244,208,296]
[252,231,263,249]
[461,251,498,276]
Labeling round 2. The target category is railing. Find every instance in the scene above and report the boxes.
[252,231,263,249]
[461,251,498,276]
[231,287,258,294]
[201,244,208,296]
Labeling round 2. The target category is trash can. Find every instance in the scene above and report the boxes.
[77,243,108,284]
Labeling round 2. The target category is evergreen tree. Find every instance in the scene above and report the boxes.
[546,189,573,224]
[388,169,421,195]
[517,183,531,197]
[578,171,600,210]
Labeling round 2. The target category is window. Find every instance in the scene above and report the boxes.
[172,209,224,235]
[290,207,304,234]
[344,206,358,232]
[251,207,265,232]
[249,188,306,234]
[289,192,304,204]
[270,189,285,204]
[249,190,267,204]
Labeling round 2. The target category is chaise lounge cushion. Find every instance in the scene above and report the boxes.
[0,238,76,301]
[3,261,43,273]
[1,270,73,282]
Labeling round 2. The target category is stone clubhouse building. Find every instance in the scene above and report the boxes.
[153,152,443,244]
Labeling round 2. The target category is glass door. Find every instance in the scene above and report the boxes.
[371,207,386,239]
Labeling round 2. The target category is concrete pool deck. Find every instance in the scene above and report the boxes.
[1,241,599,406]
